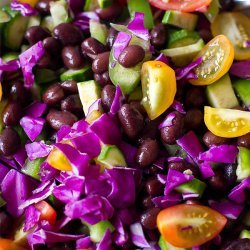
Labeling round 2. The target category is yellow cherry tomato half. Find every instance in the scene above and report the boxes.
[204,106,250,138]
[141,61,176,120]
[157,204,227,248]
[19,0,39,7]
[189,35,234,86]
[211,12,250,60]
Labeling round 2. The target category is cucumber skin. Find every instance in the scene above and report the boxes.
[234,79,250,106]
[60,67,92,82]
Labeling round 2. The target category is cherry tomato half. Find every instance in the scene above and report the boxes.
[0,239,26,250]
[141,61,176,120]
[157,204,227,248]
[35,201,57,226]
[19,0,39,7]
[148,0,212,12]
[190,35,234,86]
[211,12,250,60]
[204,106,250,138]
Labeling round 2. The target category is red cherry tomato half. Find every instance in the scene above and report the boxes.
[35,201,57,226]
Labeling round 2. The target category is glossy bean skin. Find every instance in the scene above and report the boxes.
[101,85,116,112]
[61,95,82,114]
[142,196,154,209]
[150,23,168,50]
[25,26,50,45]
[146,178,164,197]
[92,52,110,74]
[203,131,231,148]
[160,111,184,144]
[81,38,107,59]
[223,164,237,187]
[0,128,20,156]
[140,207,161,230]
[60,80,78,94]
[208,169,231,194]
[9,80,31,106]
[36,0,54,15]
[2,102,23,126]
[46,110,78,131]
[107,28,118,49]
[42,83,65,105]
[61,46,84,69]
[43,37,62,56]
[118,45,145,68]
[96,3,122,21]
[184,109,204,131]
[53,23,83,46]
[94,72,112,86]
[118,104,144,139]
[185,86,206,108]
[237,133,250,149]
[135,139,159,168]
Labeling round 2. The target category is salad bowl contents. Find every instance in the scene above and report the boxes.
[1,0,250,249]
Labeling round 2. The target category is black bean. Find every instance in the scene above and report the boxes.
[94,71,112,86]
[140,208,161,230]
[169,161,200,177]
[9,80,31,106]
[61,95,82,114]
[61,46,84,69]
[118,104,144,139]
[185,87,206,108]
[208,169,230,194]
[60,80,78,94]
[53,23,83,46]
[150,23,168,50]
[107,28,118,49]
[237,133,250,149]
[223,164,237,187]
[43,37,62,55]
[92,52,110,74]
[224,239,250,250]
[146,178,164,197]
[0,128,20,156]
[118,45,145,68]
[42,83,65,105]
[129,101,147,118]
[81,38,107,59]
[25,26,50,45]
[101,84,116,112]
[46,110,78,131]
[198,29,213,43]
[203,131,231,148]
[160,111,184,144]
[2,102,23,126]
[37,52,53,69]
[184,109,203,131]
[96,2,123,21]
[142,196,154,209]
[36,0,54,15]
[136,139,159,168]
[0,212,12,236]
[138,119,161,144]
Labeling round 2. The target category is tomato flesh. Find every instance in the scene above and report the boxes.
[0,239,26,250]
[204,106,250,138]
[149,0,212,12]
[19,0,39,7]
[157,204,227,248]
[211,12,250,60]
[35,201,57,226]
[190,35,234,86]
[141,61,176,120]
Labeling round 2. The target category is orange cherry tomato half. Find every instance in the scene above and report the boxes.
[148,0,212,12]
[18,0,39,7]
[0,239,26,250]
[157,204,227,248]
[35,201,57,226]
[0,82,2,102]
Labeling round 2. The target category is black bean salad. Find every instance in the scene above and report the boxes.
[1,0,250,249]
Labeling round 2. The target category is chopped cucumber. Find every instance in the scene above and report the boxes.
[236,147,250,181]
[60,66,92,82]
[97,145,127,169]
[14,223,30,248]
[84,0,100,11]
[0,9,10,23]
[168,29,200,48]
[89,220,115,243]
[4,15,29,50]
[240,230,250,239]
[164,144,187,158]
[50,0,69,26]
[22,157,45,180]
[89,20,108,45]
[41,16,54,32]
[27,16,41,28]
[77,80,101,115]
[128,86,142,101]
[162,10,198,31]
[0,195,6,208]
[98,0,113,9]
[205,0,220,23]
[206,74,239,108]
[35,68,58,84]
[175,178,206,198]
[13,125,28,145]
[128,0,154,29]
[161,39,204,67]
[2,52,19,61]
[234,79,250,106]
[158,236,190,250]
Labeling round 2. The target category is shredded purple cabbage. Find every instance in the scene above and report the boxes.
[230,60,250,78]
[113,32,132,60]
[11,0,38,16]
[158,112,176,129]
